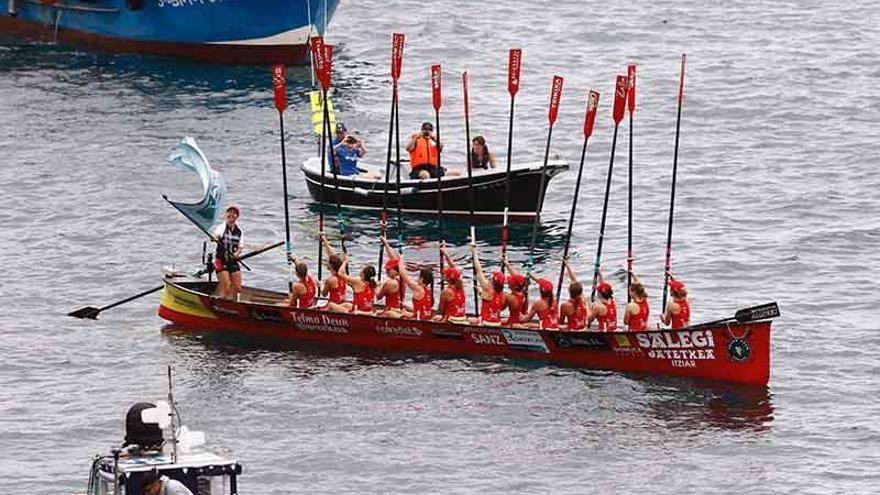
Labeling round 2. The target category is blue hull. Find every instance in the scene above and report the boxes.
[2,0,340,64]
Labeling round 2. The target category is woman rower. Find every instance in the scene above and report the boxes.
[623,270,650,331]
[319,234,348,308]
[587,270,617,331]
[377,237,407,316]
[436,243,467,322]
[522,276,559,330]
[469,244,505,325]
[500,255,528,326]
[281,259,317,309]
[660,273,690,329]
[212,204,244,301]
[558,258,587,331]
[323,253,378,314]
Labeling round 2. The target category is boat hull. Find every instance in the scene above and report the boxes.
[158,280,772,385]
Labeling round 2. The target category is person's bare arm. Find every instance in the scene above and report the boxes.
[564,257,578,283]
[469,244,489,289]
[320,233,336,258]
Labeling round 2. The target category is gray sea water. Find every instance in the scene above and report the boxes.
[2,0,880,493]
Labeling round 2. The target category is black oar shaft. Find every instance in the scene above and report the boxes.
[556,137,589,300]
[590,124,620,302]
[501,95,515,271]
[464,78,479,314]
[526,125,555,275]
[317,91,328,281]
[435,109,445,290]
[325,90,346,254]
[279,112,293,291]
[627,111,633,304]
[662,55,686,314]
[378,87,397,280]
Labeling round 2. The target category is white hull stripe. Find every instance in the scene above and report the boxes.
[207,24,315,46]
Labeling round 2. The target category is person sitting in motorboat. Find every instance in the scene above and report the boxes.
[521,275,560,330]
[469,244,505,325]
[319,234,348,308]
[500,255,529,326]
[142,469,193,495]
[558,257,587,331]
[332,121,348,148]
[436,243,467,322]
[334,134,381,180]
[469,135,497,170]
[660,272,690,329]
[586,270,617,332]
[382,236,434,320]
[624,270,650,331]
[406,121,461,180]
[322,252,377,315]
[212,204,244,301]
[281,258,317,309]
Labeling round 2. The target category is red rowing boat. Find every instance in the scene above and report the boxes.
[158,279,777,385]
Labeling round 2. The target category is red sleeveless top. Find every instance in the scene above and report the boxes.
[412,284,433,320]
[537,298,559,330]
[443,286,466,319]
[504,291,527,326]
[380,280,402,310]
[566,297,587,330]
[628,298,650,331]
[296,276,317,308]
[597,299,617,332]
[327,274,346,304]
[670,298,690,329]
[480,290,505,323]
[352,284,375,312]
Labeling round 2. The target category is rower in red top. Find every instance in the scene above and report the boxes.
[501,255,528,326]
[319,234,347,307]
[522,276,559,330]
[469,244,505,325]
[281,259,317,309]
[436,243,467,321]
[323,253,377,314]
[382,236,434,320]
[558,258,587,331]
[376,256,404,316]
[624,270,650,331]
[660,272,690,329]
[587,270,617,332]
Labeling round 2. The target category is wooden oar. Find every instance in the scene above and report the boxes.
[432,64,445,290]
[68,241,284,319]
[462,70,479,313]
[318,44,347,254]
[272,64,294,292]
[626,64,637,303]
[525,75,563,279]
[590,75,628,302]
[162,195,251,272]
[689,302,780,329]
[556,90,599,300]
[378,33,405,280]
[311,36,331,280]
[662,54,687,314]
[500,48,521,272]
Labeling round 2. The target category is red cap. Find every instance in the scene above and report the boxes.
[507,273,525,287]
[226,204,241,216]
[668,279,685,292]
[385,258,400,272]
[537,278,553,293]
[443,267,461,282]
[491,271,505,285]
[596,281,613,295]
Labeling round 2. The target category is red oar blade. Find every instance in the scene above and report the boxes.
[584,90,600,138]
[508,48,522,97]
[627,64,637,113]
[462,71,470,118]
[678,53,687,101]
[392,32,405,81]
[548,75,563,125]
[310,36,332,91]
[613,74,627,124]
[431,64,442,111]
[272,64,286,113]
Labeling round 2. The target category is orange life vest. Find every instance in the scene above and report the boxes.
[409,136,439,168]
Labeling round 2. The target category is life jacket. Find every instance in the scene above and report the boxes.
[537,298,559,330]
[352,283,375,312]
[412,283,434,320]
[409,136,439,168]
[215,224,242,263]
[670,298,690,329]
[503,290,527,326]
[480,289,505,323]
[443,285,466,319]
[566,297,587,331]
[296,276,317,308]
[596,299,617,332]
[328,274,346,304]
[380,279,402,310]
[628,298,650,331]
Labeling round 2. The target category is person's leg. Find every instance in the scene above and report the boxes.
[230,270,243,301]
[216,270,230,299]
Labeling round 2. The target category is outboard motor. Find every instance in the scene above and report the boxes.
[122,402,164,450]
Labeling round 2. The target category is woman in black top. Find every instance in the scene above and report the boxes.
[213,204,244,300]
[469,135,497,170]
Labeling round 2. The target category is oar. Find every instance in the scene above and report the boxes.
[525,75,563,280]
[311,36,332,280]
[463,70,479,313]
[162,195,251,272]
[432,64,445,290]
[500,48,521,272]
[378,33,405,280]
[590,75,628,302]
[318,44,347,254]
[272,64,294,292]
[68,241,284,319]
[556,90,599,301]
[688,302,780,329]
[662,54,687,314]
[626,64,636,303]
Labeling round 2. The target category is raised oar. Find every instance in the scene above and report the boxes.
[662,54,687,314]
[626,64,637,303]
[432,64,445,290]
[556,90,600,301]
[68,241,283,319]
[463,70,479,313]
[378,32,405,281]
[500,48,521,272]
[590,75,628,302]
[311,36,331,280]
[272,64,293,292]
[318,43,347,254]
[162,196,251,272]
[525,75,563,280]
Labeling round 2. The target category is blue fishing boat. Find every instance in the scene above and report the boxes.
[1,0,339,64]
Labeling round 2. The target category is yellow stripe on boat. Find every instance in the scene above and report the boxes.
[309,90,336,136]
[161,282,217,319]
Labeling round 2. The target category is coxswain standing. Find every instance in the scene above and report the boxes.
[586,271,617,332]
[660,273,690,329]
[500,256,528,326]
[212,204,244,301]
[469,244,506,325]
[558,258,587,331]
[281,259,317,309]
[436,243,467,322]
[623,270,650,331]
[319,234,348,309]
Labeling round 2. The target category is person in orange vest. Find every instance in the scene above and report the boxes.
[660,272,691,329]
[406,121,445,179]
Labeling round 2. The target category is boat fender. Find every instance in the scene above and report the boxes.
[126,0,145,11]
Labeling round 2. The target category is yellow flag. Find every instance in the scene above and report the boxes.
[309,90,336,136]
